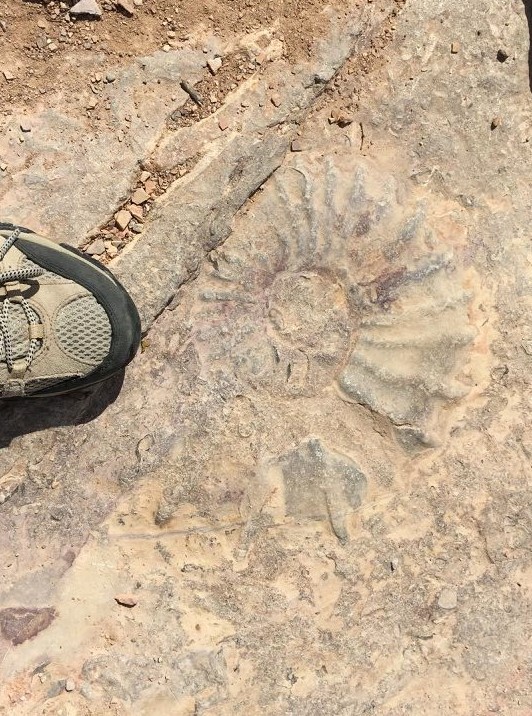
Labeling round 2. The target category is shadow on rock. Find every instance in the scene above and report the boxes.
[524,0,532,91]
[0,371,124,448]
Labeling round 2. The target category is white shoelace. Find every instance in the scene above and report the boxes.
[0,228,44,372]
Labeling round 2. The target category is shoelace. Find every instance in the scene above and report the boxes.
[0,228,44,372]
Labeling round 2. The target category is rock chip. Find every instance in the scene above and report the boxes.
[65,679,76,692]
[207,57,222,75]
[114,594,137,608]
[86,238,105,255]
[115,209,132,230]
[497,49,509,63]
[144,179,157,195]
[116,0,135,17]
[69,0,103,18]
[131,187,150,205]
[129,204,144,220]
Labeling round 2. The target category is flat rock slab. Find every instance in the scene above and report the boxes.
[0,0,531,712]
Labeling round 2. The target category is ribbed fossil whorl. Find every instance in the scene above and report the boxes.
[192,152,479,442]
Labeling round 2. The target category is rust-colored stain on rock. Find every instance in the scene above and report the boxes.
[0,607,57,646]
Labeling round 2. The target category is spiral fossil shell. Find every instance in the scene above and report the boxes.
[190,151,480,442]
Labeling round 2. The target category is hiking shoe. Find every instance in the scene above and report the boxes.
[0,222,141,398]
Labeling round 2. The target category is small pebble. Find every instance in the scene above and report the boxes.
[20,122,32,133]
[105,72,116,83]
[140,170,151,183]
[207,57,222,75]
[2,69,15,81]
[69,0,102,18]
[218,117,229,131]
[291,139,304,152]
[0,163,7,171]
[450,41,460,54]
[65,679,76,692]
[270,94,282,107]
[497,49,509,63]
[114,594,138,607]
[491,116,502,130]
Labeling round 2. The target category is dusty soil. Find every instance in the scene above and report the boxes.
[0,0,358,108]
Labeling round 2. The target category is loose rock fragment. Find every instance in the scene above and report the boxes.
[207,57,222,75]
[291,139,304,152]
[86,239,105,255]
[329,108,353,127]
[114,594,137,608]
[270,94,282,107]
[497,49,509,62]
[140,170,151,183]
[129,204,144,221]
[144,179,157,195]
[20,122,31,133]
[131,187,150,205]
[218,117,229,131]
[115,0,135,16]
[450,41,460,54]
[69,0,103,18]
[115,209,132,230]
[491,116,502,130]
[65,680,76,692]
[2,69,15,81]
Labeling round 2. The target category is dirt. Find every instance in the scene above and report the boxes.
[0,0,350,111]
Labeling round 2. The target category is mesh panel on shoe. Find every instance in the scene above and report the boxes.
[20,258,67,283]
[24,376,72,394]
[55,295,112,365]
[0,303,29,362]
